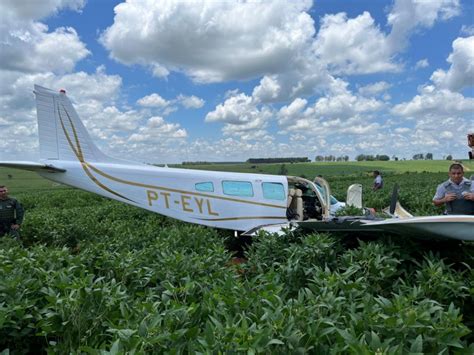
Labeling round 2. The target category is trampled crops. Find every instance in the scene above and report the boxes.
[1,170,473,353]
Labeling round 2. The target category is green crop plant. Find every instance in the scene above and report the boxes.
[1,171,473,353]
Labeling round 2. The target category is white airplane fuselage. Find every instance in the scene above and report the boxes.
[38,160,289,231]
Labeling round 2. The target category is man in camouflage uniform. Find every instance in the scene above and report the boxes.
[0,185,24,239]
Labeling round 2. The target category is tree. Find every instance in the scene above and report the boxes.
[315,155,324,162]
[446,154,453,160]
[376,154,390,161]
[425,153,433,160]
[413,153,424,160]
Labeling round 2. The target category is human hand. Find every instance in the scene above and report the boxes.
[462,192,474,201]
[444,193,457,202]
[11,224,20,230]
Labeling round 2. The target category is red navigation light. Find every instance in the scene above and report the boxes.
[59,89,66,94]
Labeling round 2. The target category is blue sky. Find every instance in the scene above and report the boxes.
[0,0,473,163]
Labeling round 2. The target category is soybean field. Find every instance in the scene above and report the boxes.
[1,162,473,353]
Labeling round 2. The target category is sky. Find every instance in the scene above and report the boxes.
[0,0,473,164]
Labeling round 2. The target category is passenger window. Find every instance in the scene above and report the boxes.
[222,181,253,197]
[195,182,214,192]
[262,182,285,200]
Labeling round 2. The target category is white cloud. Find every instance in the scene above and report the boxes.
[358,81,392,96]
[52,67,122,102]
[313,0,461,76]
[430,36,474,91]
[387,33,473,159]
[415,59,429,69]
[251,62,336,103]
[278,98,308,125]
[181,137,295,162]
[0,0,85,21]
[310,87,384,120]
[137,93,170,108]
[440,131,454,139]
[314,12,399,75]
[391,85,474,120]
[206,93,260,125]
[0,23,89,74]
[395,127,411,133]
[277,81,385,141]
[252,76,282,103]
[177,94,204,109]
[101,0,315,83]
[151,63,170,78]
[0,0,89,75]
[205,92,272,138]
[128,116,187,143]
[137,92,204,111]
[387,0,460,51]
[461,25,474,36]
[386,35,473,158]
[90,106,141,133]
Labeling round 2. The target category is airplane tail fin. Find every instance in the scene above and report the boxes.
[34,85,119,163]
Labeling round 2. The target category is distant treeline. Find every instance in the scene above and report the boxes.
[182,161,244,165]
[355,154,391,161]
[315,155,350,162]
[246,157,310,164]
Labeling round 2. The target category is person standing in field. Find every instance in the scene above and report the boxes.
[0,185,24,240]
[433,163,474,215]
[372,170,383,191]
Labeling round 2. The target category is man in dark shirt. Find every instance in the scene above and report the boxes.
[0,185,24,239]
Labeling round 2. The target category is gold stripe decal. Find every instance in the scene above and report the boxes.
[85,163,285,209]
[58,104,135,203]
[58,102,286,210]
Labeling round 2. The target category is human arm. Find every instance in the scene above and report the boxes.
[432,184,456,206]
[433,193,457,206]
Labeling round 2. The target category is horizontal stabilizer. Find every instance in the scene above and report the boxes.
[0,161,66,173]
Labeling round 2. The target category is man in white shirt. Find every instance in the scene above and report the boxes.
[372,170,383,191]
[433,163,474,215]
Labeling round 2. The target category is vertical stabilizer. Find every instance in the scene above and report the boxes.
[34,85,118,163]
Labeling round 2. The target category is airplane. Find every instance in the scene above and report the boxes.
[1,85,473,242]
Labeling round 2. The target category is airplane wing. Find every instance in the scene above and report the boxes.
[296,215,474,242]
[0,161,66,173]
